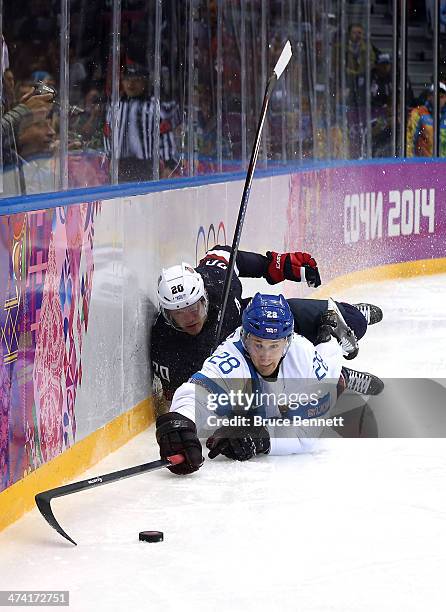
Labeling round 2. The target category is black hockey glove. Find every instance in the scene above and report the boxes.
[156,413,204,475]
[206,424,271,462]
[265,251,321,288]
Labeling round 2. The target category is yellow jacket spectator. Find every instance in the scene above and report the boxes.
[345,23,377,108]
[406,82,446,157]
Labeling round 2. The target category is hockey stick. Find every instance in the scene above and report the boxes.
[35,454,184,546]
[214,40,292,351]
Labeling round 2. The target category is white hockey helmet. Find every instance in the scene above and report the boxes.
[157,262,208,329]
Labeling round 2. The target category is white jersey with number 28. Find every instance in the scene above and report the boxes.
[169,327,343,455]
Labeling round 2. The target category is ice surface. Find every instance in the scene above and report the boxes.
[328,273,446,378]
[1,275,446,611]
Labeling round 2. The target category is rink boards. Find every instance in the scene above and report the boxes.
[1,158,446,529]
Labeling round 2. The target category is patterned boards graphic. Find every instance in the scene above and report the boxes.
[0,202,100,491]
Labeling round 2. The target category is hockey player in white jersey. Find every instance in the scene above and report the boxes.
[156,292,345,475]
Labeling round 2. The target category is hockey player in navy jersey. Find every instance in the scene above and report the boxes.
[150,246,383,408]
[156,293,351,474]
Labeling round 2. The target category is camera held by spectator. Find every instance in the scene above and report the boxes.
[33,81,85,117]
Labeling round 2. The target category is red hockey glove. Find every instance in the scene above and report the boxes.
[265,251,321,287]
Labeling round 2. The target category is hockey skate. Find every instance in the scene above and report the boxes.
[342,366,384,396]
[353,303,383,325]
[316,298,359,359]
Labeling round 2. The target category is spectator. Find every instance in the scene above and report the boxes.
[17,114,56,160]
[2,90,55,195]
[336,23,378,158]
[346,23,377,110]
[406,81,446,157]
[371,53,392,109]
[4,112,56,195]
[70,86,105,151]
[371,52,393,157]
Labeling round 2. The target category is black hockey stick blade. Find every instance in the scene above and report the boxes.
[35,454,184,546]
[213,40,292,350]
[35,491,78,546]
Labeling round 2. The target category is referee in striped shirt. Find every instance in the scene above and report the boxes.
[105,63,179,182]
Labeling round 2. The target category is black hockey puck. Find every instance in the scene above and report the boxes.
[139,530,163,543]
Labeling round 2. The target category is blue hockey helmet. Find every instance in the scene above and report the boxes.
[241,293,294,340]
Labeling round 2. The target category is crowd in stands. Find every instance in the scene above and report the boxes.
[1,0,446,198]
[1,0,183,195]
